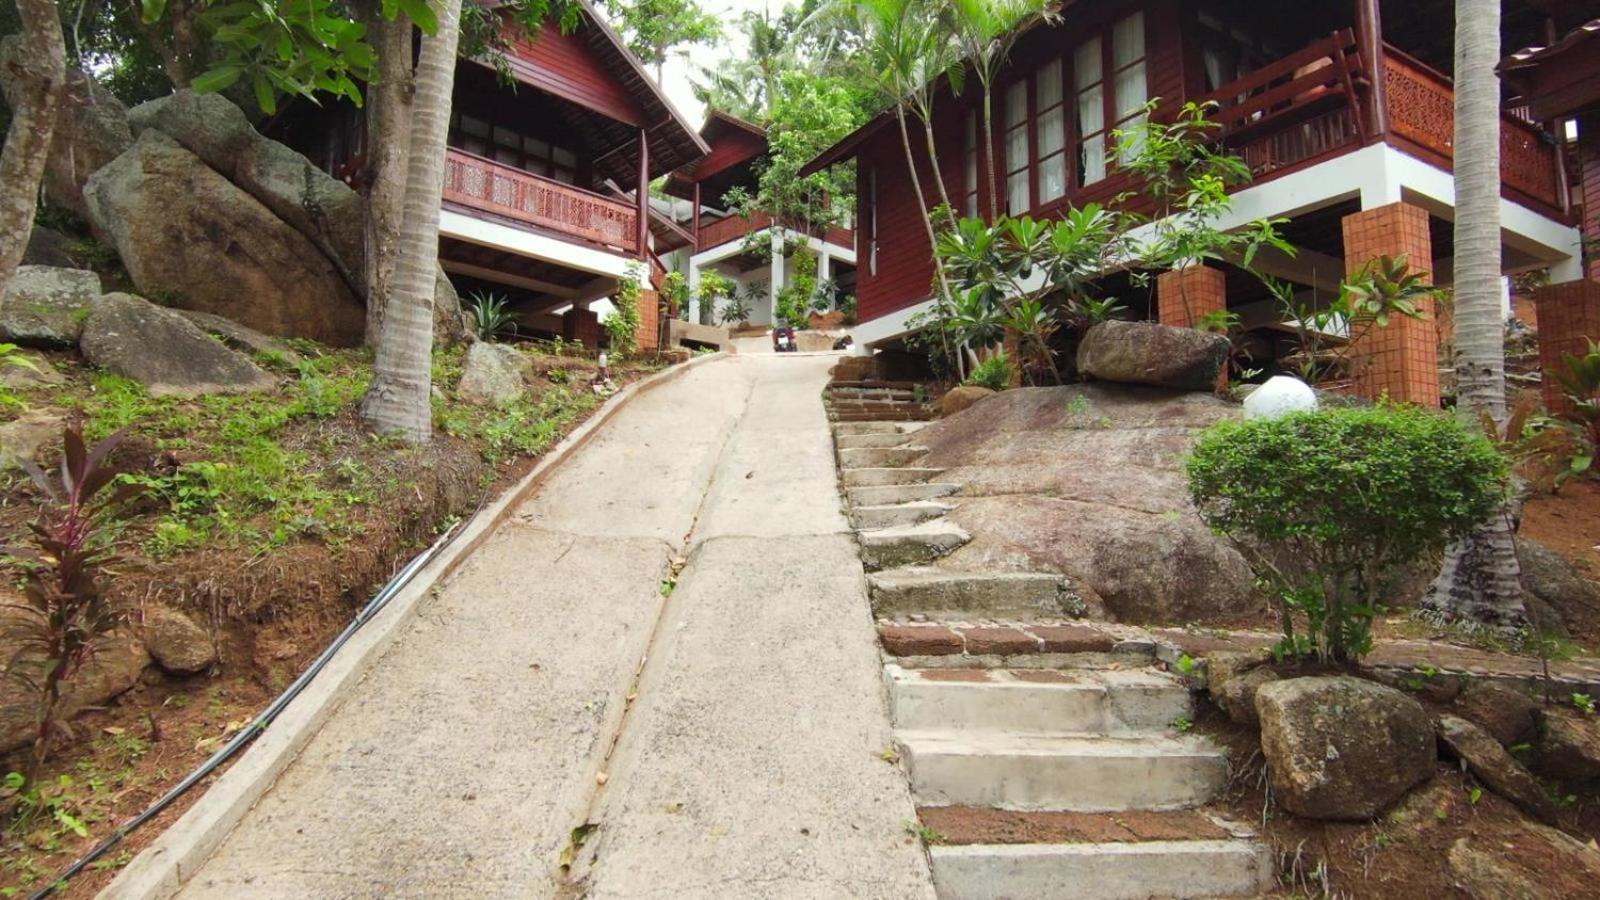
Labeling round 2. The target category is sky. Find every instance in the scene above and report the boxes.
[616,0,780,127]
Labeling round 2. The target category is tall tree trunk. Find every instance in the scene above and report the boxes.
[981,83,997,222]
[0,0,66,296]
[895,106,961,378]
[363,5,415,345]
[919,113,957,229]
[359,0,463,442]
[1422,0,1527,628]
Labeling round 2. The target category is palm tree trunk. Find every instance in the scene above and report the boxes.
[981,83,998,222]
[359,0,463,442]
[895,106,961,379]
[919,114,957,229]
[0,0,66,296]
[362,6,415,346]
[1422,0,1527,628]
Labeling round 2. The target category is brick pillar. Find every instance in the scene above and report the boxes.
[635,289,661,352]
[562,306,600,349]
[1341,202,1440,405]
[1156,264,1227,328]
[1532,280,1600,413]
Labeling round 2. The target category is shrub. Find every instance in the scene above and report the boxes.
[604,267,643,359]
[964,353,1013,392]
[1186,405,1507,662]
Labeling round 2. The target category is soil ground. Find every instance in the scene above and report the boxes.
[0,341,671,897]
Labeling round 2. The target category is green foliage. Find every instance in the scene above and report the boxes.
[600,0,721,73]
[963,353,1012,391]
[1274,255,1437,384]
[2,420,141,784]
[605,267,644,359]
[434,379,597,463]
[718,282,759,325]
[466,292,517,342]
[1186,406,1508,662]
[660,271,690,319]
[1550,338,1600,478]
[775,250,825,328]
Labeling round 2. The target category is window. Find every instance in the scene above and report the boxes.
[449,113,578,184]
[963,110,980,218]
[1004,80,1029,214]
[1074,11,1148,185]
[865,167,878,276]
[1035,59,1067,204]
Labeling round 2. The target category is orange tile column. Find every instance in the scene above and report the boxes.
[634,289,661,353]
[1341,203,1440,405]
[1156,264,1228,328]
[1532,280,1600,414]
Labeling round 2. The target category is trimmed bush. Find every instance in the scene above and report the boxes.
[964,353,1013,392]
[1186,405,1507,661]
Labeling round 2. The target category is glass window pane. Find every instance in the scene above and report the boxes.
[493,126,519,147]
[1074,37,1102,89]
[525,137,551,157]
[1038,153,1066,204]
[494,146,520,166]
[1113,12,1145,67]
[1007,170,1028,214]
[1005,81,1027,128]
[1117,112,1149,164]
[460,115,490,138]
[463,137,488,157]
[1038,106,1065,157]
[1036,59,1063,110]
[552,146,577,167]
[1077,84,1104,138]
[1115,64,1148,120]
[1006,126,1029,174]
[1080,133,1106,185]
[552,167,576,185]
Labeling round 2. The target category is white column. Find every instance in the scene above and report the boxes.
[769,230,785,326]
[686,261,702,324]
[816,249,832,307]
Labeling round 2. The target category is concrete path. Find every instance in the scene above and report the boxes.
[173,354,933,900]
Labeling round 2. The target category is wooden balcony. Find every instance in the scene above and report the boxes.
[442,148,640,255]
[1196,32,1565,216]
[695,210,855,254]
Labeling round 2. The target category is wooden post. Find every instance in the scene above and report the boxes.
[1354,0,1388,138]
[636,128,650,260]
[691,181,701,249]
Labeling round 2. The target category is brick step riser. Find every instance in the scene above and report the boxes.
[890,680,1192,735]
[830,411,931,422]
[930,842,1273,900]
[902,743,1227,812]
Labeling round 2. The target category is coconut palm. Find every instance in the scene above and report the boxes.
[0,0,66,296]
[946,0,1052,222]
[359,0,465,442]
[1421,0,1528,627]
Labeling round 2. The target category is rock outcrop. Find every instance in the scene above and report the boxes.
[0,611,149,754]
[0,41,132,218]
[142,606,217,675]
[1452,682,1537,747]
[0,410,67,471]
[79,292,277,397]
[1077,320,1230,391]
[937,385,994,417]
[1255,676,1435,820]
[456,342,530,406]
[1436,714,1556,823]
[0,265,102,347]
[910,384,1257,622]
[1532,707,1600,784]
[1447,819,1600,899]
[84,131,366,345]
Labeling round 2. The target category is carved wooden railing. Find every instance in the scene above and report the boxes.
[1382,48,1562,210]
[442,148,639,255]
[696,210,855,253]
[1196,30,1367,178]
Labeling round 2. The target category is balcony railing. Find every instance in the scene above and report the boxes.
[695,210,856,254]
[1195,33,1565,214]
[442,148,639,255]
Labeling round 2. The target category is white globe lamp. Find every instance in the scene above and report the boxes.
[1243,375,1318,421]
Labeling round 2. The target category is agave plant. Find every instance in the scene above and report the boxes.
[3,418,141,785]
[467,292,518,342]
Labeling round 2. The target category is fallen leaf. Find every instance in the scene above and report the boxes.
[595,771,609,785]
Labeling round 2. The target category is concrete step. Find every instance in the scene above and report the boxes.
[869,569,1070,619]
[898,730,1228,812]
[848,482,960,506]
[886,666,1191,734]
[860,520,971,570]
[831,410,932,422]
[836,431,914,450]
[852,501,955,530]
[838,446,927,469]
[930,841,1272,900]
[842,467,944,487]
[833,421,905,436]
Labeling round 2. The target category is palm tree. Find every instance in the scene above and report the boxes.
[359,0,464,442]
[0,0,66,296]
[1421,0,1528,627]
[946,0,1051,222]
[900,9,962,227]
[361,1,415,345]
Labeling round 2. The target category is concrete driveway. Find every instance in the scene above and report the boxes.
[170,353,934,900]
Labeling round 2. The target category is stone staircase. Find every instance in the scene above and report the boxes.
[831,415,1273,900]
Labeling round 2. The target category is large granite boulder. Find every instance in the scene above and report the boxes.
[0,265,102,347]
[129,90,363,289]
[1255,676,1435,820]
[1447,819,1600,899]
[1436,714,1556,823]
[141,606,217,675]
[1077,320,1230,391]
[79,292,277,397]
[1517,536,1600,637]
[1452,682,1537,747]
[1532,707,1600,784]
[0,41,132,218]
[0,603,149,753]
[910,383,1257,622]
[937,385,995,417]
[456,342,530,406]
[0,410,67,471]
[83,131,365,345]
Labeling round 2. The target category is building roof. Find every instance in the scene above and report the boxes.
[1500,18,1600,120]
[663,111,771,202]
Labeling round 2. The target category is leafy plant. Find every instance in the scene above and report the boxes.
[1187,406,1508,662]
[1572,692,1596,715]
[1274,256,1437,386]
[694,270,734,323]
[3,419,141,785]
[719,281,761,326]
[605,266,644,359]
[466,292,517,342]
[963,353,1013,391]
[1549,338,1600,480]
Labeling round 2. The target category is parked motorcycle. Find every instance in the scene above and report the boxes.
[772,327,797,352]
